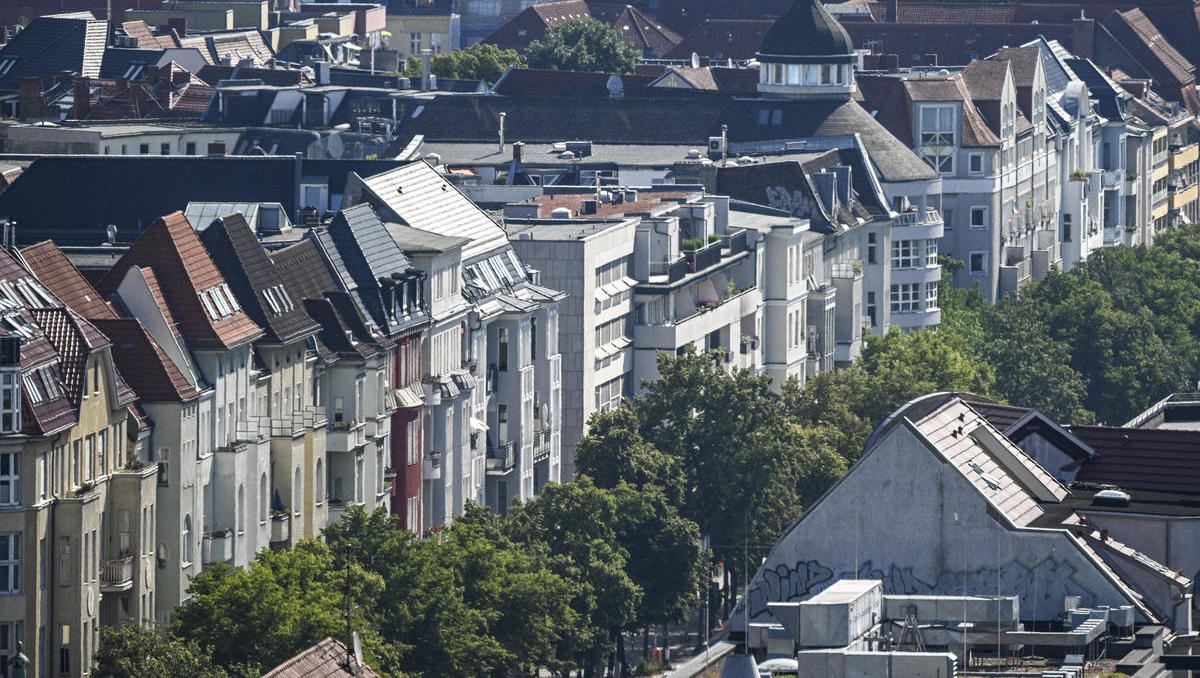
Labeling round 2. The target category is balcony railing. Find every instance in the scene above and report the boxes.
[486,442,515,474]
[270,513,290,543]
[100,556,134,592]
[1102,169,1122,189]
[831,259,863,278]
[721,228,750,255]
[892,207,942,226]
[648,256,687,283]
[685,239,723,273]
[533,430,551,463]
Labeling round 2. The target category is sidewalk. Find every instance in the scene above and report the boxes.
[661,641,734,678]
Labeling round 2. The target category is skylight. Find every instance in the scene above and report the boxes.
[0,58,17,78]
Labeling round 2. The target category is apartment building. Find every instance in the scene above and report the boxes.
[0,246,156,678]
[345,161,565,517]
[91,212,284,626]
[197,214,331,545]
[305,205,429,527]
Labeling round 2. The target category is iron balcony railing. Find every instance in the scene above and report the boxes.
[486,442,515,473]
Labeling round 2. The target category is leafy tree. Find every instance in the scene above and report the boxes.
[506,478,640,676]
[170,540,386,676]
[576,404,683,505]
[525,18,640,74]
[94,625,238,678]
[430,43,524,84]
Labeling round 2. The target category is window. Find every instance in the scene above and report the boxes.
[97,431,106,476]
[968,153,984,175]
[237,485,244,534]
[58,537,69,586]
[138,144,149,155]
[156,447,169,486]
[1062,213,1073,243]
[891,240,920,269]
[59,624,69,676]
[0,373,18,433]
[182,515,193,566]
[942,208,953,231]
[409,32,421,55]
[919,105,956,173]
[260,473,268,523]
[84,436,94,482]
[160,143,170,155]
[0,454,17,506]
[315,459,324,505]
[866,292,876,328]
[969,251,987,275]
[70,441,80,488]
[970,206,987,229]
[867,233,877,264]
[498,328,509,371]
[890,283,919,313]
[0,534,19,594]
[925,282,939,311]
[185,142,196,155]
[925,240,938,266]
[530,317,538,361]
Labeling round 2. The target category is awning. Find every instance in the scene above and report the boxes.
[470,417,488,432]
[395,384,423,409]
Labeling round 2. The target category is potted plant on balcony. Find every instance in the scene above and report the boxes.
[681,238,704,259]
[1070,168,1088,182]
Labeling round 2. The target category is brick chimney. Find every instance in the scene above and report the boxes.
[72,77,91,119]
[886,0,898,23]
[1073,13,1095,59]
[17,77,42,121]
[167,17,186,37]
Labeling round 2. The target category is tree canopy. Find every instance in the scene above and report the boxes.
[525,18,640,74]
[430,43,524,84]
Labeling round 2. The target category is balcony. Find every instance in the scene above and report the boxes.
[486,442,515,475]
[892,208,944,240]
[1102,169,1122,189]
[683,238,722,274]
[649,256,687,283]
[1170,143,1198,170]
[203,530,233,564]
[533,430,551,464]
[422,451,441,480]
[270,513,289,543]
[720,228,750,255]
[327,420,366,452]
[100,556,134,592]
[634,285,759,350]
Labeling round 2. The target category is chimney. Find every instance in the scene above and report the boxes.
[72,77,91,119]
[886,0,897,23]
[811,172,838,213]
[167,17,186,37]
[17,77,42,121]
[512,141,524,163]
[830,165,852,207]
[1072,14,1095,59]
[172,66,190,85]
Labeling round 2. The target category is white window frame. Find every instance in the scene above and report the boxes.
[0,533,20,594]
[925,282,939,311]
[0,372,18,434]
[890,283,919,313]
[890,240,920,269]
[0,453,18,506]
[968,152,984,175]
[969,251,987,275]
[970,206,987,229]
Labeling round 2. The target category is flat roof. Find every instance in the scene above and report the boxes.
[421,142,708,168]
[804,579,880,604]
[505,219,630,241]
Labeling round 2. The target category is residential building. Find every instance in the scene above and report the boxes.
[197,214,332,543]
[304,205,429,526]
[740,392,1193,637]
[92,212,281,625]
[384,0,460,59]
[344,160,565,517]
[0,245,155,678]
[483,1,681,57]
[380,223,470,528]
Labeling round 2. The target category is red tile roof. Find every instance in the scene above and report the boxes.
[260,637,381,678]
[1070,425,1200,495]
[119,20,179,49]
[99,211,263,350]
[483,0,591,50]
[666,19,771,61]
[592,3,683,57]
[21,240,118,320]
[91,317,199,402]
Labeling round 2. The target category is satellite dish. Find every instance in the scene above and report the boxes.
[691,51,700,69]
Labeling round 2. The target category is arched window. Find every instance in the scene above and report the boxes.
[237,484,245,533]
[293,467,302,514]
[315,458,324,504]
[182,515,193,565]
[260,473,268,523]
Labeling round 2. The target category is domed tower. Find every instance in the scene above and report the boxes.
[757,0,857,100]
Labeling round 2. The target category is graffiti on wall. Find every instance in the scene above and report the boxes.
[744,556,1100,621]
[764,186,818,219]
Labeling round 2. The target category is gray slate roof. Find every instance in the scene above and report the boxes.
[0,14,107,90]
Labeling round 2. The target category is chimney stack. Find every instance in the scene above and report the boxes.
[512,141,523,163]
[17,77,42,121]
[167,17,186,37]
[72,77,91,119]
[886,0,897,22]
[1072,13,1095,59]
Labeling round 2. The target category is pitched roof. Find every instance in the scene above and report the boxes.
[843,21,1073,70]
[991,46,1041,88]
[592,3,683,57]
[962,59,1011,101]
[490,67,655,97]
[98,211,264,350]
[857,72,1000,147]
[482,0,590,51]
[197,64,312,87]
[0,13,108,90]
[197,212,320,345]
[205,31,275,67]
[0,156,301,247]
[91,317,199,402]
[666,19,772,61]
[346,161,510,261]
[1069,425,1200,496]
[260,636,381,678]
[21,240,118,320]
[758,0,853,58]
[30,306,137,406]
[1102,8,1194,88]
[119,20,179,50]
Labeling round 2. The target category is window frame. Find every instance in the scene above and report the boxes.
[969,251,987,275]
[970,206,987,229]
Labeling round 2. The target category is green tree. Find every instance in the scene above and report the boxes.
[576,404,683,504]
[507,479,640,676]
[170,540,385,675]
[93,625,237,678]
[524,18,640,74]
[430,43,524,84]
